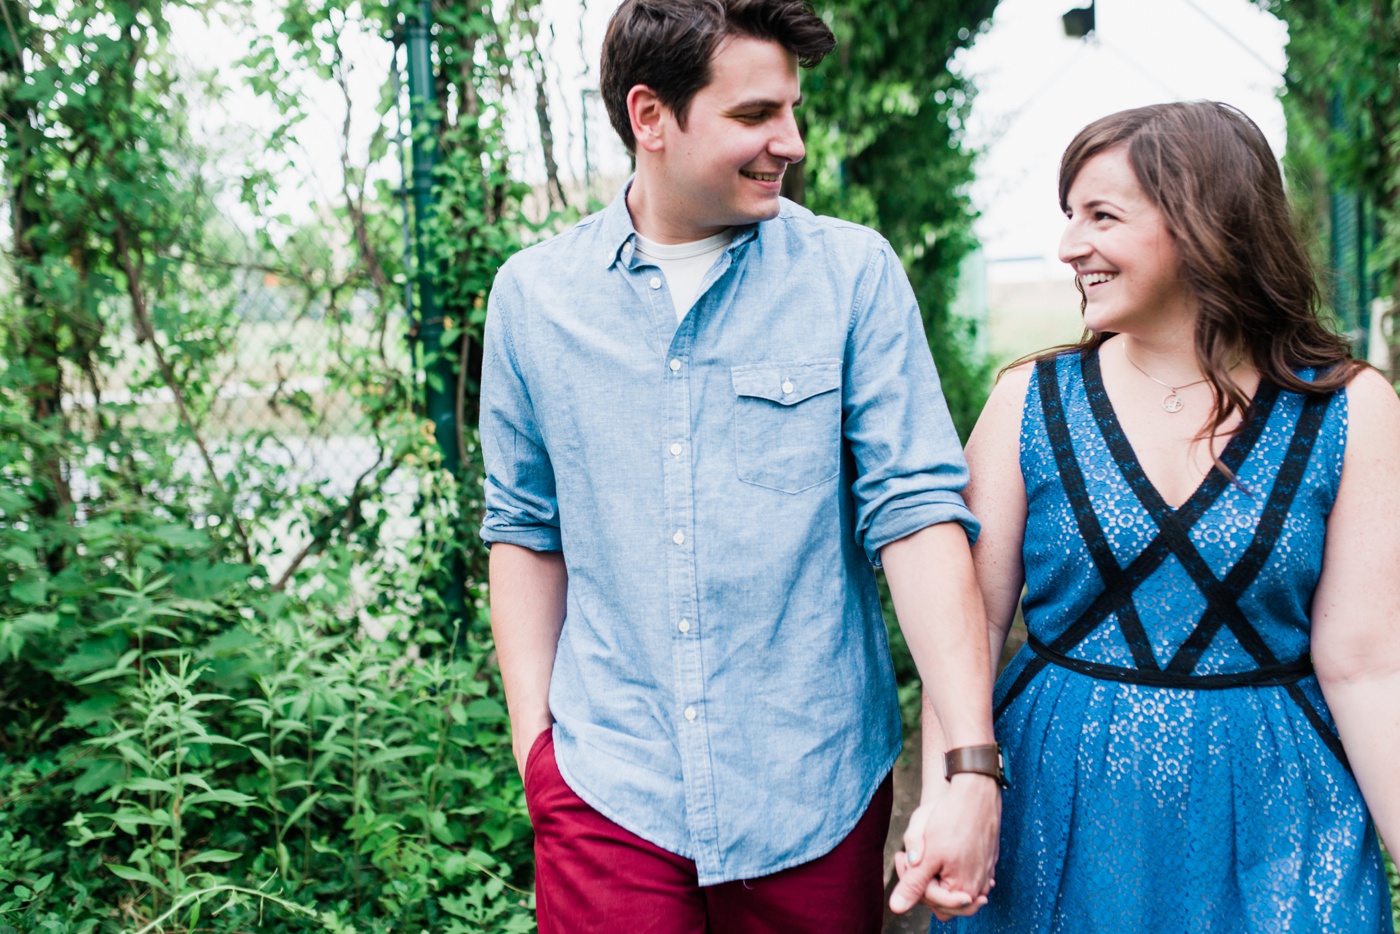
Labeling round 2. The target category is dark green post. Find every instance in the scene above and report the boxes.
[1328,92,1371,357]
[405,1,468,640]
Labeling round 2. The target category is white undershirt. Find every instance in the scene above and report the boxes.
[634,229,735,322]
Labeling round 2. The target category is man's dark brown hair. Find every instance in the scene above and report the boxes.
[600,0,835,153]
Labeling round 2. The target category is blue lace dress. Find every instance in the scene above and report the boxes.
[933,351,1392,933]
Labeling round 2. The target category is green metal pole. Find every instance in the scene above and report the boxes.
[1328,91,1370,357]
[405,2,468,640]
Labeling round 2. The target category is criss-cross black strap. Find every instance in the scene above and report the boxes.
[998,354,1347,769]
[1037,354,1160,671]
[995,356,1261,718]
[1082,351,1323,678]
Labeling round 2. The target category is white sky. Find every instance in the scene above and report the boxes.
[523,0,1289,278]
[170,0,1288,267]
[955,0,1287,279]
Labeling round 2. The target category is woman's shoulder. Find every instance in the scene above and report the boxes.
[997,348,1082,388]
[1341,366,1400,431]
[986,360,1037,414]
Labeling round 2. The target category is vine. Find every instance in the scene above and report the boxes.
[1258,0,1400,373]
[802,0,1000,438]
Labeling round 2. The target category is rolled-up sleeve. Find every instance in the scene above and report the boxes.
[843,241,979,565]
[479,265,563,553]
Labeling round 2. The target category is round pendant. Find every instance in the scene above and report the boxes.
[1162,392,1185,413]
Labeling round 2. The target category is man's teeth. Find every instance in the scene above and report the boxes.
[741,170,779,181]
[1082,272,1118,286]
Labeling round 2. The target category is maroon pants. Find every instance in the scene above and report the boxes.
[523,729,892,934]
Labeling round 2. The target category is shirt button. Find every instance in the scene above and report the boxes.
[649,276,662,290]
[684,706,697,721]
[678,619,690,633]
[670,443,682,456]
[782,380,794,395]
[669,358,682,372]
[673,530,685,545]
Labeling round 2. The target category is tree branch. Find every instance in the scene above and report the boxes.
[271,448,403,591]
[114,220,256,566]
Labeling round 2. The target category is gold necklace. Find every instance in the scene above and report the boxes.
[1123,345,1208,413]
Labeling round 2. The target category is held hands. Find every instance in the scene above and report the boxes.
[888,773,1001,920]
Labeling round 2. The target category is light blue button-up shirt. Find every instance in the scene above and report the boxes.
[480,186,978,885]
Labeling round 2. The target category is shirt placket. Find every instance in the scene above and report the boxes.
[633,257,723,878]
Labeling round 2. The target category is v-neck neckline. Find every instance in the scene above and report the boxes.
[1080,350,1278,519]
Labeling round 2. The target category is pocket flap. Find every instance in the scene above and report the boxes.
[731,360,841,406]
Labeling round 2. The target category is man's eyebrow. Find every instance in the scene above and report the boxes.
[726,96,803,111]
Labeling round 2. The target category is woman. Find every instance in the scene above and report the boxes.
[921,102,1400,931]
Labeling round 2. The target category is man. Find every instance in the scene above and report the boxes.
[480,0,1000,929]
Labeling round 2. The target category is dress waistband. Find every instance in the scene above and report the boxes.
[1026,635,1314,689]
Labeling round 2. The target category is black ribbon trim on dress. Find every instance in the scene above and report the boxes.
[995,356,1264,720]
[998,355,1350,771]
[1026,633,1314,688]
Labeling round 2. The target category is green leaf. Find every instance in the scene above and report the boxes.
[11,574,49,606]
[463,698,506,720]
[182,789,256,807]
[429,810,455,845]
[108,863,162,887]
[123,777,178,795]
[64,693,122,727]
[280,791,323,835]
[73,758,126,795]
[182,849,242,865]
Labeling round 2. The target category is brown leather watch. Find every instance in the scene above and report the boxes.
[944,743,1009,788]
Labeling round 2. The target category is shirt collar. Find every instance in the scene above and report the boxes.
[600,178,763,270]
[599,181,640,270]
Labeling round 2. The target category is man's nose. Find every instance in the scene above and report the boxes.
[771,110,805,164]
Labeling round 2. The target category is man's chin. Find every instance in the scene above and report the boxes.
[729,199,784,225]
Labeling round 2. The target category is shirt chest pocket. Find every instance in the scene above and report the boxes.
[730,360,842,494]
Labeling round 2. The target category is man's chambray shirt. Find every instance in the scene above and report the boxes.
[479,186,978,885]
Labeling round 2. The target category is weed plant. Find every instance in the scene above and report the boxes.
[0,426,536,932]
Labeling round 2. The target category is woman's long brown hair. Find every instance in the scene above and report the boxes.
[1030,101,1361,442]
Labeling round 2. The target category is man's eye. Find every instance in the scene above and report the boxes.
[734,112,766,123]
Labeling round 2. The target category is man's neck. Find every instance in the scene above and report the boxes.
[626,175,730,245]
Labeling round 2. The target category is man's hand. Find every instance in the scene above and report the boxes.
[881,525,1000,918]
[513,726,547,779]
[888,773,1000,919]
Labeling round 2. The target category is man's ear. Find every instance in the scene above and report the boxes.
[627,85,668,154]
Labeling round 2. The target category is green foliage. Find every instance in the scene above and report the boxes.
[802,0,1000,438]
[1388,847,1400,929]
[0,552,536,932]
[2,0,1017,929]
[1,0,537,928]
[797,0,1002,734]
[1259,0,1400,361]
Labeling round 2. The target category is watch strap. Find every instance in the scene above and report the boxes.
[943,743,1008,788]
